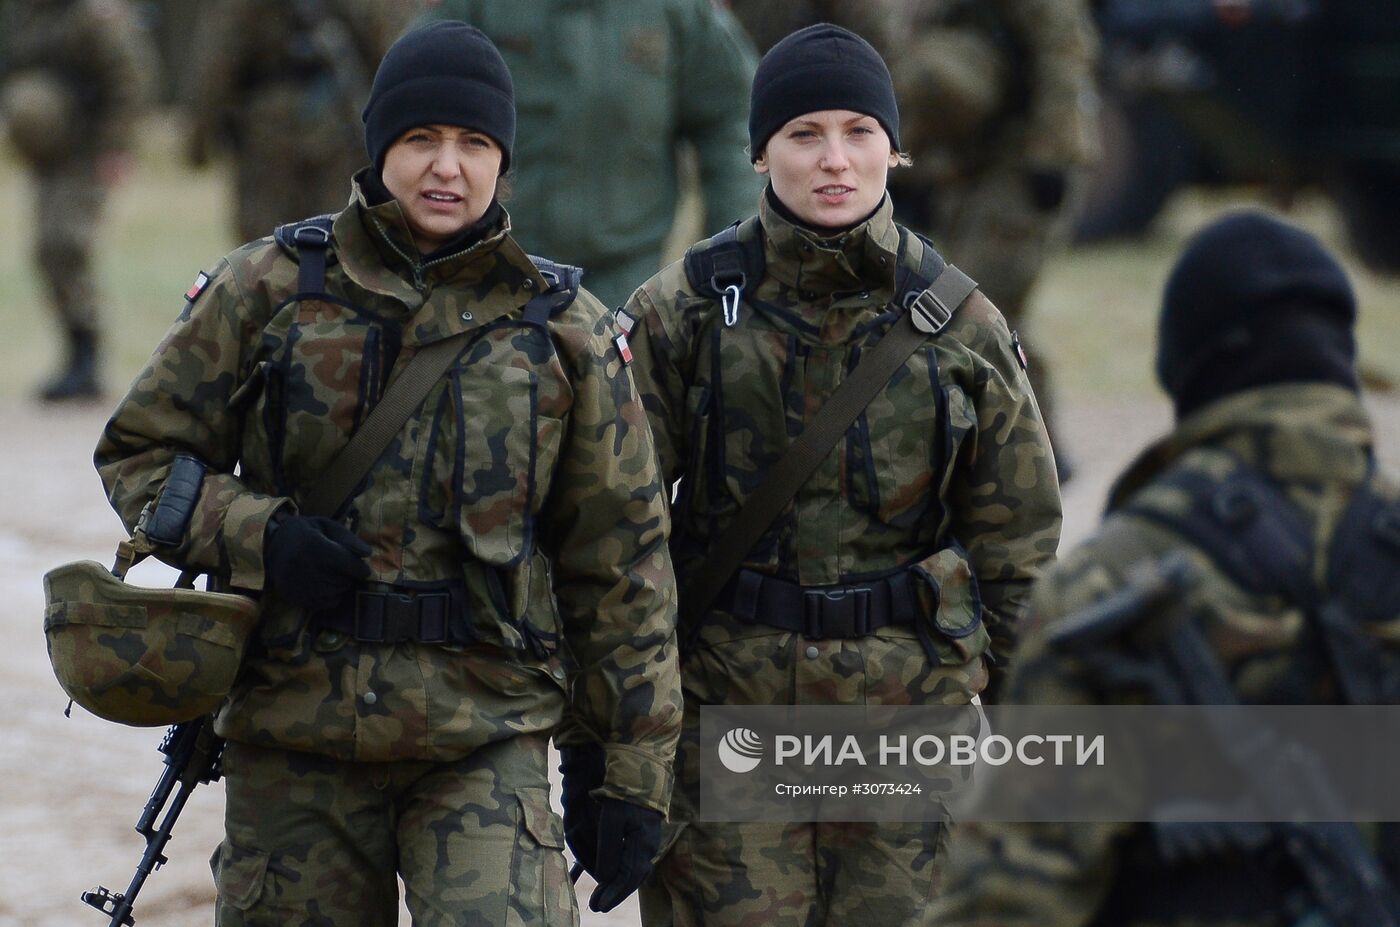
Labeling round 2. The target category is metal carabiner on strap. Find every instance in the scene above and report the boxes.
[721,283,743,327]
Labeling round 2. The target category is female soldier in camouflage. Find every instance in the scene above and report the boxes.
[569,24,1062,927]
[95,22,679,925]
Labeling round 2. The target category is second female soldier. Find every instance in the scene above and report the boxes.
[95,22,680,925]
[560,24,1062,927]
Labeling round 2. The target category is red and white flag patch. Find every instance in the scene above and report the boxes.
[185,271,211,302]
[614,308,636,336]
[1012,330,1029,371]
[614,332,634,365]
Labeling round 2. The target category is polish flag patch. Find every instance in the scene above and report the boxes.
[614,308,636,336]
[614,332,634,365]
[185,271,211,302]
[1012,331,1029,371]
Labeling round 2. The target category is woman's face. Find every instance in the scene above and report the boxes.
[755,110,898,229]
[381,124,502,251]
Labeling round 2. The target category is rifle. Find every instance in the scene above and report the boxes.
[81,717,224,927]
[1047,553,1400,927]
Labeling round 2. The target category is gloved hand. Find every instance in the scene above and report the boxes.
[1027,168,1068,212]
[589,797,662,913]
[263,513,371,610]
[558,743,607,875]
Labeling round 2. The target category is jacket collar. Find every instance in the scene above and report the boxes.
[329,173,550,344]
[757,189,901,299]
[1107,383,1375,512]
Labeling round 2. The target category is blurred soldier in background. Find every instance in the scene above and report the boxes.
[0,0,154,402]
[183,0,408,244]
[413,0,760,308]
[889,0,1100,481]
[728,1,1099,482]
[930,211,1400,925]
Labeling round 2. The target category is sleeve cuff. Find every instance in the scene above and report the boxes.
[595,743,674,815]
[222,494,293,591]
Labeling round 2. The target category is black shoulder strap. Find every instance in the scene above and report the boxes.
[683,219,765,326]
[1327,481,1400,624]
[893,228,945,307]
[523,255,583,326]
[1125,465,1317,606]
[273,214,336,297]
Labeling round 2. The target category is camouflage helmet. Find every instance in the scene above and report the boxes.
[0,69,79,165]
[43,545,259,727]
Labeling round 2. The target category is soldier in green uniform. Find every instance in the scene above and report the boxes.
[96,22,680,924]
[590,25,1060,926]
[930,211,1400,926]
[412,0,760,309]
[0,0,153,401]
[183,0,409,244]
[888,0,1100,480]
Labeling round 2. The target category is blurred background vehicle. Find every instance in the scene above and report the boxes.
[1079,0,1400,274]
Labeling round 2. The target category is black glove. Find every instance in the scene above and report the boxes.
[1027,169,1068,212]
[558,743,607,875]
[264,513,371,611]
[589,797,662,913]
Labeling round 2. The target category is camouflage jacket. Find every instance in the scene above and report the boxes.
[95,177,682,812]
[931,384,1400,926]
[623,192,1061,709]
[891,0,1100,185]
[414,0,760,307]
[0,0,152,156]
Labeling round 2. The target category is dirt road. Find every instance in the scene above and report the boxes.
[3,393,1396,926]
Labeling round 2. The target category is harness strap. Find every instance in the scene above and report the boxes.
[274,215,336,296]
[523,255,583,326]
[681,263,979,629]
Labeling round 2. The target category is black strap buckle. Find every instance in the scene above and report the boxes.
[353,589,449,644]
[804,586,871,639]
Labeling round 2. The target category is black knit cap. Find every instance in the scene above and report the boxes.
[1157,210,1358,419]
[362,21,515,174]
[748,23,900,162]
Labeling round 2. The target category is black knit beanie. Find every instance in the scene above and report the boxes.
[748,24,900,161]
[362,21,515,174]
[1156,210,1358,419]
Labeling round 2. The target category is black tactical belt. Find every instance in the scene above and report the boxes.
[316,582,469,645]
[717,569,922,639]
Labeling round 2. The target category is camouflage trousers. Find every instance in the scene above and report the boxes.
[213,734,577,927]
[639,700,948,927]
[33,160,105,334]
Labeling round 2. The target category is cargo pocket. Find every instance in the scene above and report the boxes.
[511,787,578,926]
[910,542,991,667]
[211,840,271,914]
[454,365,541,567]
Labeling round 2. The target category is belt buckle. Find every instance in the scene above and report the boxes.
[804,586,871,639]
[353,589,388,643]
[416,591,450,644]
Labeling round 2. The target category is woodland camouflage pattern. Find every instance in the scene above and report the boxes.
[214,735,576,925]
[0,0,153,335]
[44,556,260,726]
[95,172,682,814]
[183,0,408,242]
[931,384,1400,927]
[623,193,1061,925]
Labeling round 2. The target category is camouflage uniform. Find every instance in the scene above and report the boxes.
[0,0,152,389]
[930,383,1400,926]
[887,0,1100,458]
[95,173,682,925]
[623,192,1062,925]
[183,0,408,243]
[413,0,760,309]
